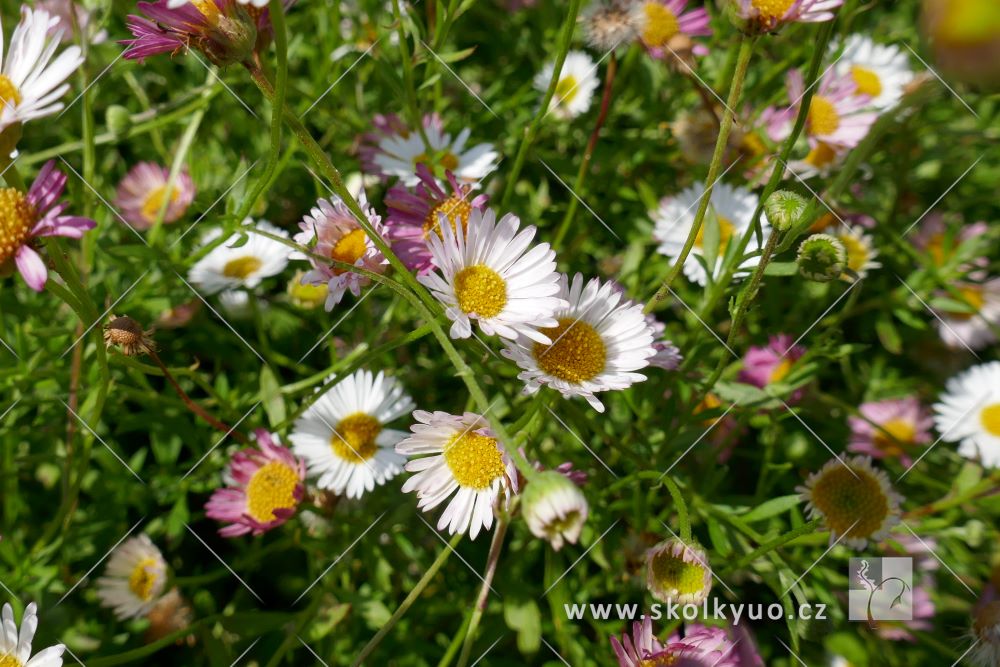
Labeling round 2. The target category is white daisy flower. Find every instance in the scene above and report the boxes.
[832,34,914,111]
[652,181,772,287]
[0,7,83,135]
[797,455,902,550]
[95,534,168,620]
[824,223,880,282]
[0,603,64,667]
[396,410,517,539]
[289,369,414,499]
[373,121,499,188]
[534,50,600,120]
[933,361,1000,468]
[419,208,565,343]
[935,278,1000,351]
[188,219,290,295]
[501,273,657,413]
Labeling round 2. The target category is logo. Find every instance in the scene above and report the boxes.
[848,557,913,626]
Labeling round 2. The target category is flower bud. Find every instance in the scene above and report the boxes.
[764,190,807,232]
[520,470,589,551]
[797,233,847,282]
[645,538,712,604]
[105,105,133,137]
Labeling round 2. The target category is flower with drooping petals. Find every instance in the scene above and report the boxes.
[96,534,168,619]
[384,165,488,274]
[520,470,589,551]
[292,194,388,310]
[205,429,305,537]
[397,411,518,539]
[1,160,96,292]
[848,397,933,466]
[115,162,195,229]
[798,455,903,550]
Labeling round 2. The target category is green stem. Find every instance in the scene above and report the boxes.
[148,104,205,245]
[499,0,584,210]
[350,533,463,667]
[392,0,431,148]
[457,517,508,667]
[645,35,756,313]
[552,51,618,250]
[722,518,822,574]
[660,476,691,543]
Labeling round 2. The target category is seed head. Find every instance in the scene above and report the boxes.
[103,315,155,357]
[582,0,639,51]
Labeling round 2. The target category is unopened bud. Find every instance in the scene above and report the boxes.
[797,234,846,282]
[764,190,807,232]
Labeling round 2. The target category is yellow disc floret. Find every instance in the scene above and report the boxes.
[641,2,679,46]
[980,403,1000,437]
[809,464,890,541]
[555,74,580,105]
[128,557,161,601]
[245,460,300,523]
[444,431,506,490]
[0,74,23,110]
[0,187,36,266]
[808,96,841,136]
[331,412,382,462]
[649,549,707,597]
[851,65,883,98]
[453,265,508,318]
[423,196,472,238]
[751,0,796,20]
[534,318,607,383]
[873,418,916,456]
[140,184,180,223]
[329,228,369,274]
[222,255,263,279]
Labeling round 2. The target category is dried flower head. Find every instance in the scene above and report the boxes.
[103,315,155,356]
[970,601,1000,666]
[582,0,639,51]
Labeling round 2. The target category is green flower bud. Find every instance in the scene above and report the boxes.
[105,105,132,137]
[521,470,588,551]
[797,233,847,282]
[764,190,807,232]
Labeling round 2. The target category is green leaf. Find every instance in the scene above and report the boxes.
[260,365,286,427]
[742,495,802,522]
[875,313,902,355]
[503,597,541,654]
[706,517,732,557]
[764,261,799,276]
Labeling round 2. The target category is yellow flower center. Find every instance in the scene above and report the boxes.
[872,418,916,456]
[0,187,36,265]
[810,464,890,540]
[948,285,984,321]
[331,412,382,462]
[288,273,328,307]
[329,228,368,274]
[640,657,680,667]
[751,0,796,20]
[649,549,706,596]
[555,74,580,105]
[533,318,607,384]
[693,214,736,257]
[980,403,1000,437]
[0,74,22,110]
[140,184,181,223]
[453,264,508,318]
[414,150,460,172]
[443,430,506,490]
[808,96,841,137]
[924,232,946,266]
[192,0,222,22]
[222,255,263,279]
[804,142,838,169]
[838,233,868,273]
[245,460,300,523]
[422,195,472,239]
[0,655,24,667]
[851,65,883,98]
[641,2,679,46]
[128,557,161,601]
[769,357,794,383]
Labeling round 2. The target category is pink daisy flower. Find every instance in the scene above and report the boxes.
[122,0,289,65]
[631,0,712,58]
[205,429,305,537]
[36,0,108,43]
[738,334,806,391]
[611,617,750,666]
[736,0,843,33]
[0,160,96,292]
[668,624,764,666]
[384,164,488,274]
[292,194,388,310]
[848,397,933,466]
[114,162,195,230]
[763,69,878,150]
[910,212,989,277]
